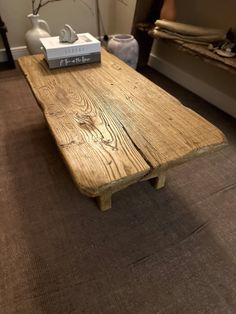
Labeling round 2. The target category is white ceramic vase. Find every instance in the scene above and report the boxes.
[107,34,139,69]
[25,14,51,54]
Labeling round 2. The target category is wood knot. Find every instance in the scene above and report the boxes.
[74,114,93,128]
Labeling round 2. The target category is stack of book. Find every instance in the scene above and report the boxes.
[40,33,101,69]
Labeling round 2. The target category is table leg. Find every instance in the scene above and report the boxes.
[151,173,166,190]
[97,192,112,211]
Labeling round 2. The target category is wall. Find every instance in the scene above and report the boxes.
[99,0,137,36]
[149,0,236,118]
[0,0,137,49]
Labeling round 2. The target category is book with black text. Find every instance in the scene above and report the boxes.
[44,52,101,69]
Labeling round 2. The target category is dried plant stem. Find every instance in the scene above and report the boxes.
[34,0,63,15]
[32,0,94,16]
[78,0,95,16]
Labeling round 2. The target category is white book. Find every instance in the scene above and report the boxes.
[40,33,101,60]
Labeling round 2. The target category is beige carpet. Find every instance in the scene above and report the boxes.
[0,66,236,314]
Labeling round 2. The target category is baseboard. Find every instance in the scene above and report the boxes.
[0,38,111,63]
[148,53,236,118]
[0,46,29,62]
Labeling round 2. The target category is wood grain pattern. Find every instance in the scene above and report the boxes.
[18,55,149,197]
[18,49,227,206]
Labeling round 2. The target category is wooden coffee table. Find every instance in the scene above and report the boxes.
[18,49,227,211]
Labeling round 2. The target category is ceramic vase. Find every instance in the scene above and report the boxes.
[25,14,51,54]
[107,34,139,69]
[160,0,176,21]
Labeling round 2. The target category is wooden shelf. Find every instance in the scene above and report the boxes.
[132,0,236,73]
[148,30,236,75]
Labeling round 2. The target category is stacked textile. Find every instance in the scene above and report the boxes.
[150,20,227,45]
[149,20,236,57]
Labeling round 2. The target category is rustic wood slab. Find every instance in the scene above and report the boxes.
[18,49,227,210]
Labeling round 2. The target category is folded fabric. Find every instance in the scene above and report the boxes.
[150,27,225,45]
[155,20,227,42]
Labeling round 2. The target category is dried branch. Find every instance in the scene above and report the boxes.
[79,0,95,16]
[32,0,94,16]
[32,0,36,14]
[34,0,63,15]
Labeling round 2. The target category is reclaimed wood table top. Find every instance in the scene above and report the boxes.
[18,49,227,210]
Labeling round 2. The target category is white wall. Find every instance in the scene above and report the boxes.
[149,0,236,118]
[175,0,236,29]
[99,0,137,36]
[0,0,137,49]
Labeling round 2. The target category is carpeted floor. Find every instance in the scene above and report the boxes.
[0,65,236,314]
